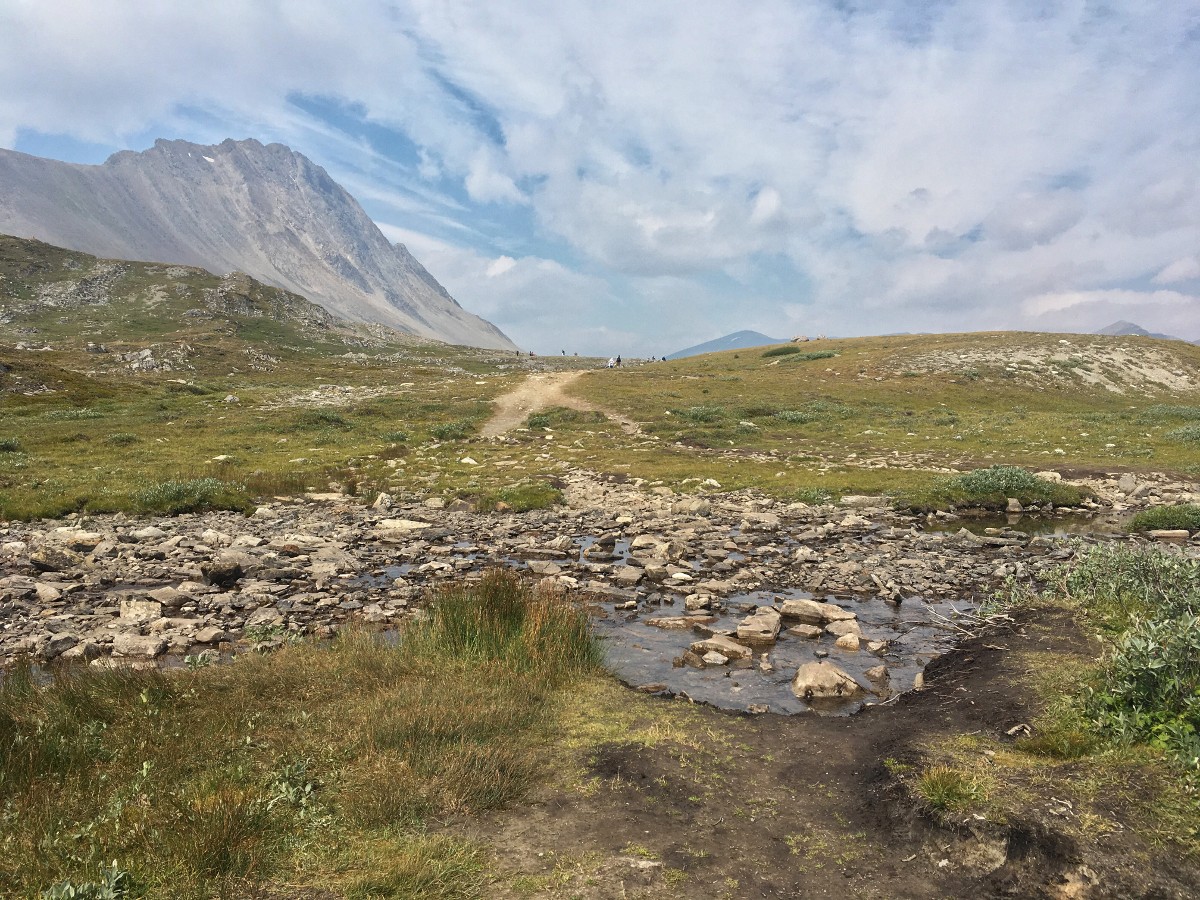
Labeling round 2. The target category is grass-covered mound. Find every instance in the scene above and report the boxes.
[893,465,1088,512]
[0,571,599,899]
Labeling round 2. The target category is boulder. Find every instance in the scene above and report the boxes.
[834,632,860,651]
[779,598,856,625]
[791,661,865,700]
[112,633,168,658]
[736,607,782,644]
[30,546,83,573]
[120,599,163,623]
[689,634,753,661]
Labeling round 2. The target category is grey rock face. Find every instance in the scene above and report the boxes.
[0,139,515,350]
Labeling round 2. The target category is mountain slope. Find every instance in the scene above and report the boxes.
[0,138,515,350]
[667,329,789,360]
[1094,320,1190,343]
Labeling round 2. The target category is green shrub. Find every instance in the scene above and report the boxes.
[41,408,105,421]
[472,482,563,513]
[381,430,409,443]
[1129,505,1200,534]
[134,478,251,515]
[292,410,352,431]
[0,438,20,452]
[762,345,803,358]
[1167,423,1200,442]
[1138,405,1200,423]
[104,433,138,447]
[40,862,130,899]
[525,407,606,429]
[429,420,474,441]
[894,465,1087,512]
[670,406,725,424]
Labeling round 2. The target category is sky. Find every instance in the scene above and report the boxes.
[2,0,1199,355]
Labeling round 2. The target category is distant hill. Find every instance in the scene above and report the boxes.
[0,139,515,350]
[667,330,789,360]
[1095,320,1194,343]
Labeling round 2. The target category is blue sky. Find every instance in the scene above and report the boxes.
[2,0,1199,353]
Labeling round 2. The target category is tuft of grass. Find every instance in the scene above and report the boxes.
[786,350,838,362]
[915,765,983,812]
[105,432,139,446]
[292,410,353,431]
[0,437,21,452]
[1128,504,1200,534]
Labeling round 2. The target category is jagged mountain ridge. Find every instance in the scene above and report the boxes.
[0,138,515,350]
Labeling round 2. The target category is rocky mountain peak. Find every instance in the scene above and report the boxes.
[0,139,514,349]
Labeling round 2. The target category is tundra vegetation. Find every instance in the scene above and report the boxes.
[3,236,1200,896]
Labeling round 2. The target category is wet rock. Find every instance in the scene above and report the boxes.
[791,661,865,700]
[779,597,856,625]
[825,619,861,637]
[834,632,860,651]
[201,551,250,588]
[736,606,782,644]
[701,650,729,666]
[689,634,753,660]
[112,633,168,658]
[864,665,890,694]
[787,624,823,639]
[645,615,715,629]
[1006,498,1022,514]
[42,633,79,660]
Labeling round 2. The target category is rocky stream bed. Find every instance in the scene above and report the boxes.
[3,470,1198,715]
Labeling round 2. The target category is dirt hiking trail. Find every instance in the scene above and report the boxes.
[482,370,639,437]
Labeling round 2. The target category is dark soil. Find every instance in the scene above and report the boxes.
[461,605,1200,899]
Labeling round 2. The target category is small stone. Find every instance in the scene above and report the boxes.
[834,632,860,651]
[120,599,163,623]
[702,650,729,666]
[112,634,168,658]
[787,624,823,639]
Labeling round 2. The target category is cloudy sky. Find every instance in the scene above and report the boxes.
[2,1,1199,354]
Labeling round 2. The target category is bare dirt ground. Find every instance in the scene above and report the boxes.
[481,370,640,437]
[461,606,1200,899]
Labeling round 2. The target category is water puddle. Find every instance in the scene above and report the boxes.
[591,589,970,716]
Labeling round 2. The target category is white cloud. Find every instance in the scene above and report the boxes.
[1153,256,1200,285]
[3,1,1200,345]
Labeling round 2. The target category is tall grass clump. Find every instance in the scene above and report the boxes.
[471,481,563,513]
[786,349,837,362]
[405,569,601,681]
[0,437,21,452]
[670,406,725,424]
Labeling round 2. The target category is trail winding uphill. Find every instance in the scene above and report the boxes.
[481,370,639,437]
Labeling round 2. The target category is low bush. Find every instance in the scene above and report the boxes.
[894,465,1087,512]
[0,437,21,452]
[1167,423,1200,442]
[292,410,352,431]
[471,481,563,513]
[525,407,607,429]
[670,406,725,424]
[762,345,803,358]
[134,478,251,515]
[429,420,474,441]
[1128,504,1200,534]
[105,432,139,446]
